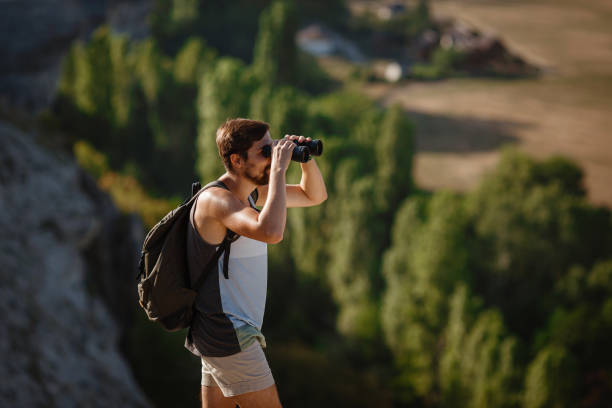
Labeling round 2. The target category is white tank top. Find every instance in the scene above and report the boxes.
[217,235,268,330]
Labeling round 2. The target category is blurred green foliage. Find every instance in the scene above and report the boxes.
[73,140,177,228]
[49,0,612,407]
[380,0,431,40]
[253,0,298,86]
[150,0,348,60]
[382,147,612,406]
[55,26,205,196]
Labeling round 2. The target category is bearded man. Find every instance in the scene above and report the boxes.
[185,118,327,407]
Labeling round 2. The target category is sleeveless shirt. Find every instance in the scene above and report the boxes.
[184,187,268,357]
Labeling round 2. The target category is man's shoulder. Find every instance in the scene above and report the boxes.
[192,187,234,244]
[196,185,246,220]
[197,186,231,210]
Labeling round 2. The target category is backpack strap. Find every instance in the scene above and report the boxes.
[192,233,233,290]
[249,188,259,207]
[190,181,256,285]
[191,181,202,197]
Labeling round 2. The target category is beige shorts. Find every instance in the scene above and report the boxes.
[201,342,275,397]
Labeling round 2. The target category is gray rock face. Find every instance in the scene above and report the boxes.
[0,0,151,112]
[0,121,150,408]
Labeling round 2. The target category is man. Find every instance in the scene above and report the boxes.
[185,118,327,407]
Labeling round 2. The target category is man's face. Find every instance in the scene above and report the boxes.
[243,130,273,186]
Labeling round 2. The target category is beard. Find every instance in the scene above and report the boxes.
[245,165,270,186]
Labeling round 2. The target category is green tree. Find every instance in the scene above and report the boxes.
[80,27,114,122]
[307,90,378,139]
[252,0,298,86]
[59,27,133,129]
[57,27,139,161]
[465,147,612,338]
[249,86,308,135]
[375,105,415,217]
[440,285,520,408]
[129,37,203,194]
[131,39,169,143]
[532,259,612,407]
[325,161,383,342]
[524,345,577,408]
[382,191,472,401]
[196,57,258,181]
[173,37,216,85]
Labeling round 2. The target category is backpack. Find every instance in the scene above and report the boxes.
[136,180,257,332]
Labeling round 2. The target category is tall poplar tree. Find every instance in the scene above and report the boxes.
[196,57,257,182]
[252,0,298,87]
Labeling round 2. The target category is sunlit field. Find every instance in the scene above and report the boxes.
[359,0,612,206]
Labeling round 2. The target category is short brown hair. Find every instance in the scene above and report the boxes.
[216,118,270,171]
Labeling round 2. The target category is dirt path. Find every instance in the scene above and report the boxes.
[361,0,612,207]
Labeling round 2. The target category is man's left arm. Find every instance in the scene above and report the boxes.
[256,136,327,208]
[286,158,327,207]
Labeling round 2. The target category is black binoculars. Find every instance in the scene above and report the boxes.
[261,139,323,163]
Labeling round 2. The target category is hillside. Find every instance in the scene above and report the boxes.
[361,0,612,206]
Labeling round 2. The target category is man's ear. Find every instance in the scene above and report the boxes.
[230,153,243,170]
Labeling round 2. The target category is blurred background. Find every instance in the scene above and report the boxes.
[1,0,611,407]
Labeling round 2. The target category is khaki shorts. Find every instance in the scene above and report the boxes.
[201,342,275,397]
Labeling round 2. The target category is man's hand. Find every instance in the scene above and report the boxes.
[284,134,311,145]
[271,137,296,173]
[255,134,327,208]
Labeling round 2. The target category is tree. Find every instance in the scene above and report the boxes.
[196,57,258,181]
[59,27,133,129]
[173,37,216,85]
[382,191,472,401]
[440,285,520,408]
[375,105,415,218]
[249,86,308,135]
[326,162,384,342]
[524,345,577,408]
[533,260,612,407]
[465,147,612,338]
[252,0,298,86]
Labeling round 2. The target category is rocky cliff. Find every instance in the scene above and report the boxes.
[0,1,156,404]
[0,121,149,407]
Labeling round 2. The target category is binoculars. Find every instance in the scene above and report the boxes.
[262,139,323,163]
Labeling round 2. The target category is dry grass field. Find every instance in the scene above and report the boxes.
[359,0,612,207]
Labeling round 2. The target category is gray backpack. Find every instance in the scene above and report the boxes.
[136,181,256,331]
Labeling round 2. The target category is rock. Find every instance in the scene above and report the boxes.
[0,121,149,408]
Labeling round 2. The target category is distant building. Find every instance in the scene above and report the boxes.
[296,24,336,56]
[296,24,367,63]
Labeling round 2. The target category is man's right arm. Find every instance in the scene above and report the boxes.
[199,138,295,244]
[206,169,286,244]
